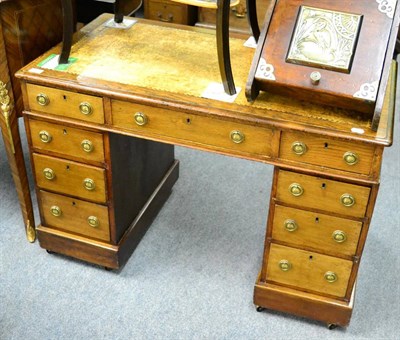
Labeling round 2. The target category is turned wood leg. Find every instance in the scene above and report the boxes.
[216,0,236,95]
[0,82,35,242]
[114,0,124,23]
[246,0,260,42]
[59,0,74,64]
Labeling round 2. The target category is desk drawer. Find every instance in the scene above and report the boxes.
[279,132,375,175]
[29,119,105,163]
[146,0,186,24]
[33,153,107,203]
[27,83,104,124]
[266,243,353,298]
[272,205,362,257]
[112,100,273,158]
[276,170,370,218]
[39,191,110,242]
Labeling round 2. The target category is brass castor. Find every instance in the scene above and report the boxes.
[256,306,265,312]
[327,323,338,330]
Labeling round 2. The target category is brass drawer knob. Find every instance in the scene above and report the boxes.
[230,130,245,144]
[289,183,304,197]
[50,205,62,217]
[284,219,298,232]
[134,112,148,126]
[310,71,321,85]
[291,141,307,155]
[36,93,49,106]
[79,102,93,115]
[83,178,95,191]
[324,271,338,283]
[332,230,347,243]
[279,259,292,271]
[340,193,355,207]
[87,216,99,228]
[43,168,55,180]
[39,130,52,143]
[343,151,359,165]
[81,139,94,153]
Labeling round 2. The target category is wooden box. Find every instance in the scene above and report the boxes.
[246,0,400,130]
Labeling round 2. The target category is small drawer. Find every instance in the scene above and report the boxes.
[272,205,362,257]
[266,243,353,298]
[112,100,273,158]
[33,153,107,203]
[279,131,375,175]
[39,191,110,242]
[276,170,370,218]
[29,119,105,162]
[147,1,185,24]
[26,83,104,124]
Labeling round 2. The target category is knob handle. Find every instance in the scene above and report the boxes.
[324,271,338,283]
[83,178,95,191]
[39,130,52,143]
[310,71,321,85]
[50,205,62,217]
[291,141,307,155]
[79,102,93,115]
[134,112,148,126]
[230,130,245,144]
[343,151,359,165]
[81,139,94,153]
[87,216,99,228]
[340,194,355,207]
[289,183,304,197]
[279,259,292,271]
[284,219,298,232]
[43,168,55,180]
[36,93,49,106]
[332,230,347,243]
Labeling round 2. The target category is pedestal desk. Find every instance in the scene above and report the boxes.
[16,15,396,328]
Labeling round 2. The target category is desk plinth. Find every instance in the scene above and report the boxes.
[16,15,396,327]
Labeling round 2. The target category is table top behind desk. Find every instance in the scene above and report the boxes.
[16,15,395,148]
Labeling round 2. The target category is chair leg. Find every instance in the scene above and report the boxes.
[114,0,124,23]
[216,0,236,95]
[246,0,260,42]
[59,0,74,64]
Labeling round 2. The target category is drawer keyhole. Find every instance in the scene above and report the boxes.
[315,217,319,223]
[63,95,67,100]
[309,256,313,260]
[63,129,67,135]
[186,118,191,124]
[324,142,329,148]
[321,183,326,189]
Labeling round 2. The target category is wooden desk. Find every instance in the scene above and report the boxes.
[16,15,396,328]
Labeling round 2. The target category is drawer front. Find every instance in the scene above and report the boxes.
[279,132,375,175]
[29,119,105,162]
[33,153,107,203]
[112,100,273,158]
[272,205,362,257]
[147,1,185,24]
[40,191,110,241]
[266,243,353,298]
[27,83,104,124]
[276,170,370,218]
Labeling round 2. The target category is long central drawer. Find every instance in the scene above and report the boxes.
[111,100,274,158]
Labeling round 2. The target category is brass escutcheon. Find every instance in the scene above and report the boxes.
[230,130,245,144]
[291,141,307,155]
[43,168,55,180]
[79,102,93,115]
[284,219,298,232]
[134,112,148,126]
[39,130,52,143]
[289,183,304,197]
[279,259,292,271]
[340,193,355,207]
[343,151,359,165]
[83,178,95,191]
[50,205,62,217]
[81,139,94,153]
[324,271,338,283]
[87,216,99,228]
[332,230,347,243]
[36,93,49,106]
